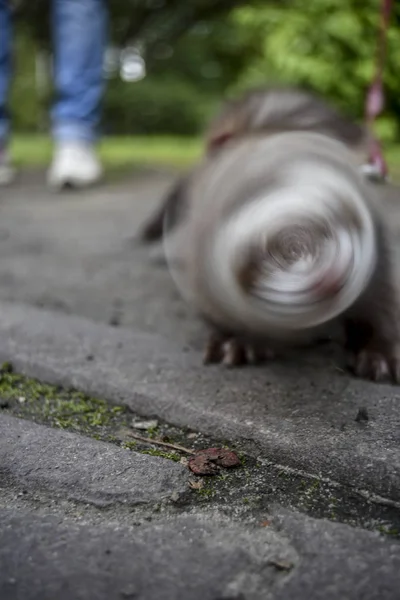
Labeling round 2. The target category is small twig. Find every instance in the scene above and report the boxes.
[126,431,195,455]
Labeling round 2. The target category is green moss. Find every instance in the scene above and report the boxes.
[300,479,321,497]
[107,435,120,444]
[198,483,215,499]
[146,427,158,438]
[123,441,138,450]
[378,525,400,537]
[140,448,181,462]
[0,363,206,465]
[310,479,321,489]
[0,362,131,438]
[238,452,247,465]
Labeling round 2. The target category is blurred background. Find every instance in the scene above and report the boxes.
[9,0,400,177]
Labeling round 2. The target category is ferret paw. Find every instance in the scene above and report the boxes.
[203,333,275,368]
[350,344,400,384]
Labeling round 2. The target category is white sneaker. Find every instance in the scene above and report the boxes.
[0,148,16,186]
[47,141,103,190]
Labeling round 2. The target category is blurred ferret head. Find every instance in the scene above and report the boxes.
[165,131,378,339]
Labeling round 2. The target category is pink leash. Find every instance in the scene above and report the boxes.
[363,0,393,180]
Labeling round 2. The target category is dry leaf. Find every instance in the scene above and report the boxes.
[195,448,241,467]
[188,454,220,475]
[260,520,271,527]
[188,447,241,475]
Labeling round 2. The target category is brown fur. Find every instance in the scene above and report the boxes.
[343,215,400,382]
[139,85,371,243]
[170,132,400,384]
[138,87,399,384]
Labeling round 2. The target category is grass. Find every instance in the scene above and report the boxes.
[10,134,203,171]
[8,134,400,181]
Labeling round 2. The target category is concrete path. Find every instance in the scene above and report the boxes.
[1,170,400,599]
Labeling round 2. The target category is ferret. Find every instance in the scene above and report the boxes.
[139,86,374,244]
[162,131,400,384]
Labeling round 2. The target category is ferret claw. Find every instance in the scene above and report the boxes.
[203,334,275,368]
[351,345,400,384]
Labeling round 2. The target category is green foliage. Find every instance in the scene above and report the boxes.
[9,0,400,140]
[9,32,43,132]
[13,0,261,51]
[148,18,263,94]
[232,0,400,140]
[11,0,263,135]
[103,76,216,136]
[100,11,263,136]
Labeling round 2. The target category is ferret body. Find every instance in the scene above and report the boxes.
[163,131,400,383]
[205,86,370,159]
[139,86,373,243]
[138,86,400,383]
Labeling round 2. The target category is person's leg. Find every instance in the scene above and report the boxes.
[48,0,108,189]
[0,0,15,185]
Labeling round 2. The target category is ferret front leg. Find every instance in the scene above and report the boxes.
[203,332,247,367]
[203,330,275,368]
[344,286,400,384]
[354,344,400,382]
[345,320,400,383]
[343,216,400,384]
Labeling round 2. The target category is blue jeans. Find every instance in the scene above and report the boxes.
[0,0,107,144]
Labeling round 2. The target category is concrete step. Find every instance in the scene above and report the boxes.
[0,506,399,600]
[0,301,399,505]
[0,414,188,508]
